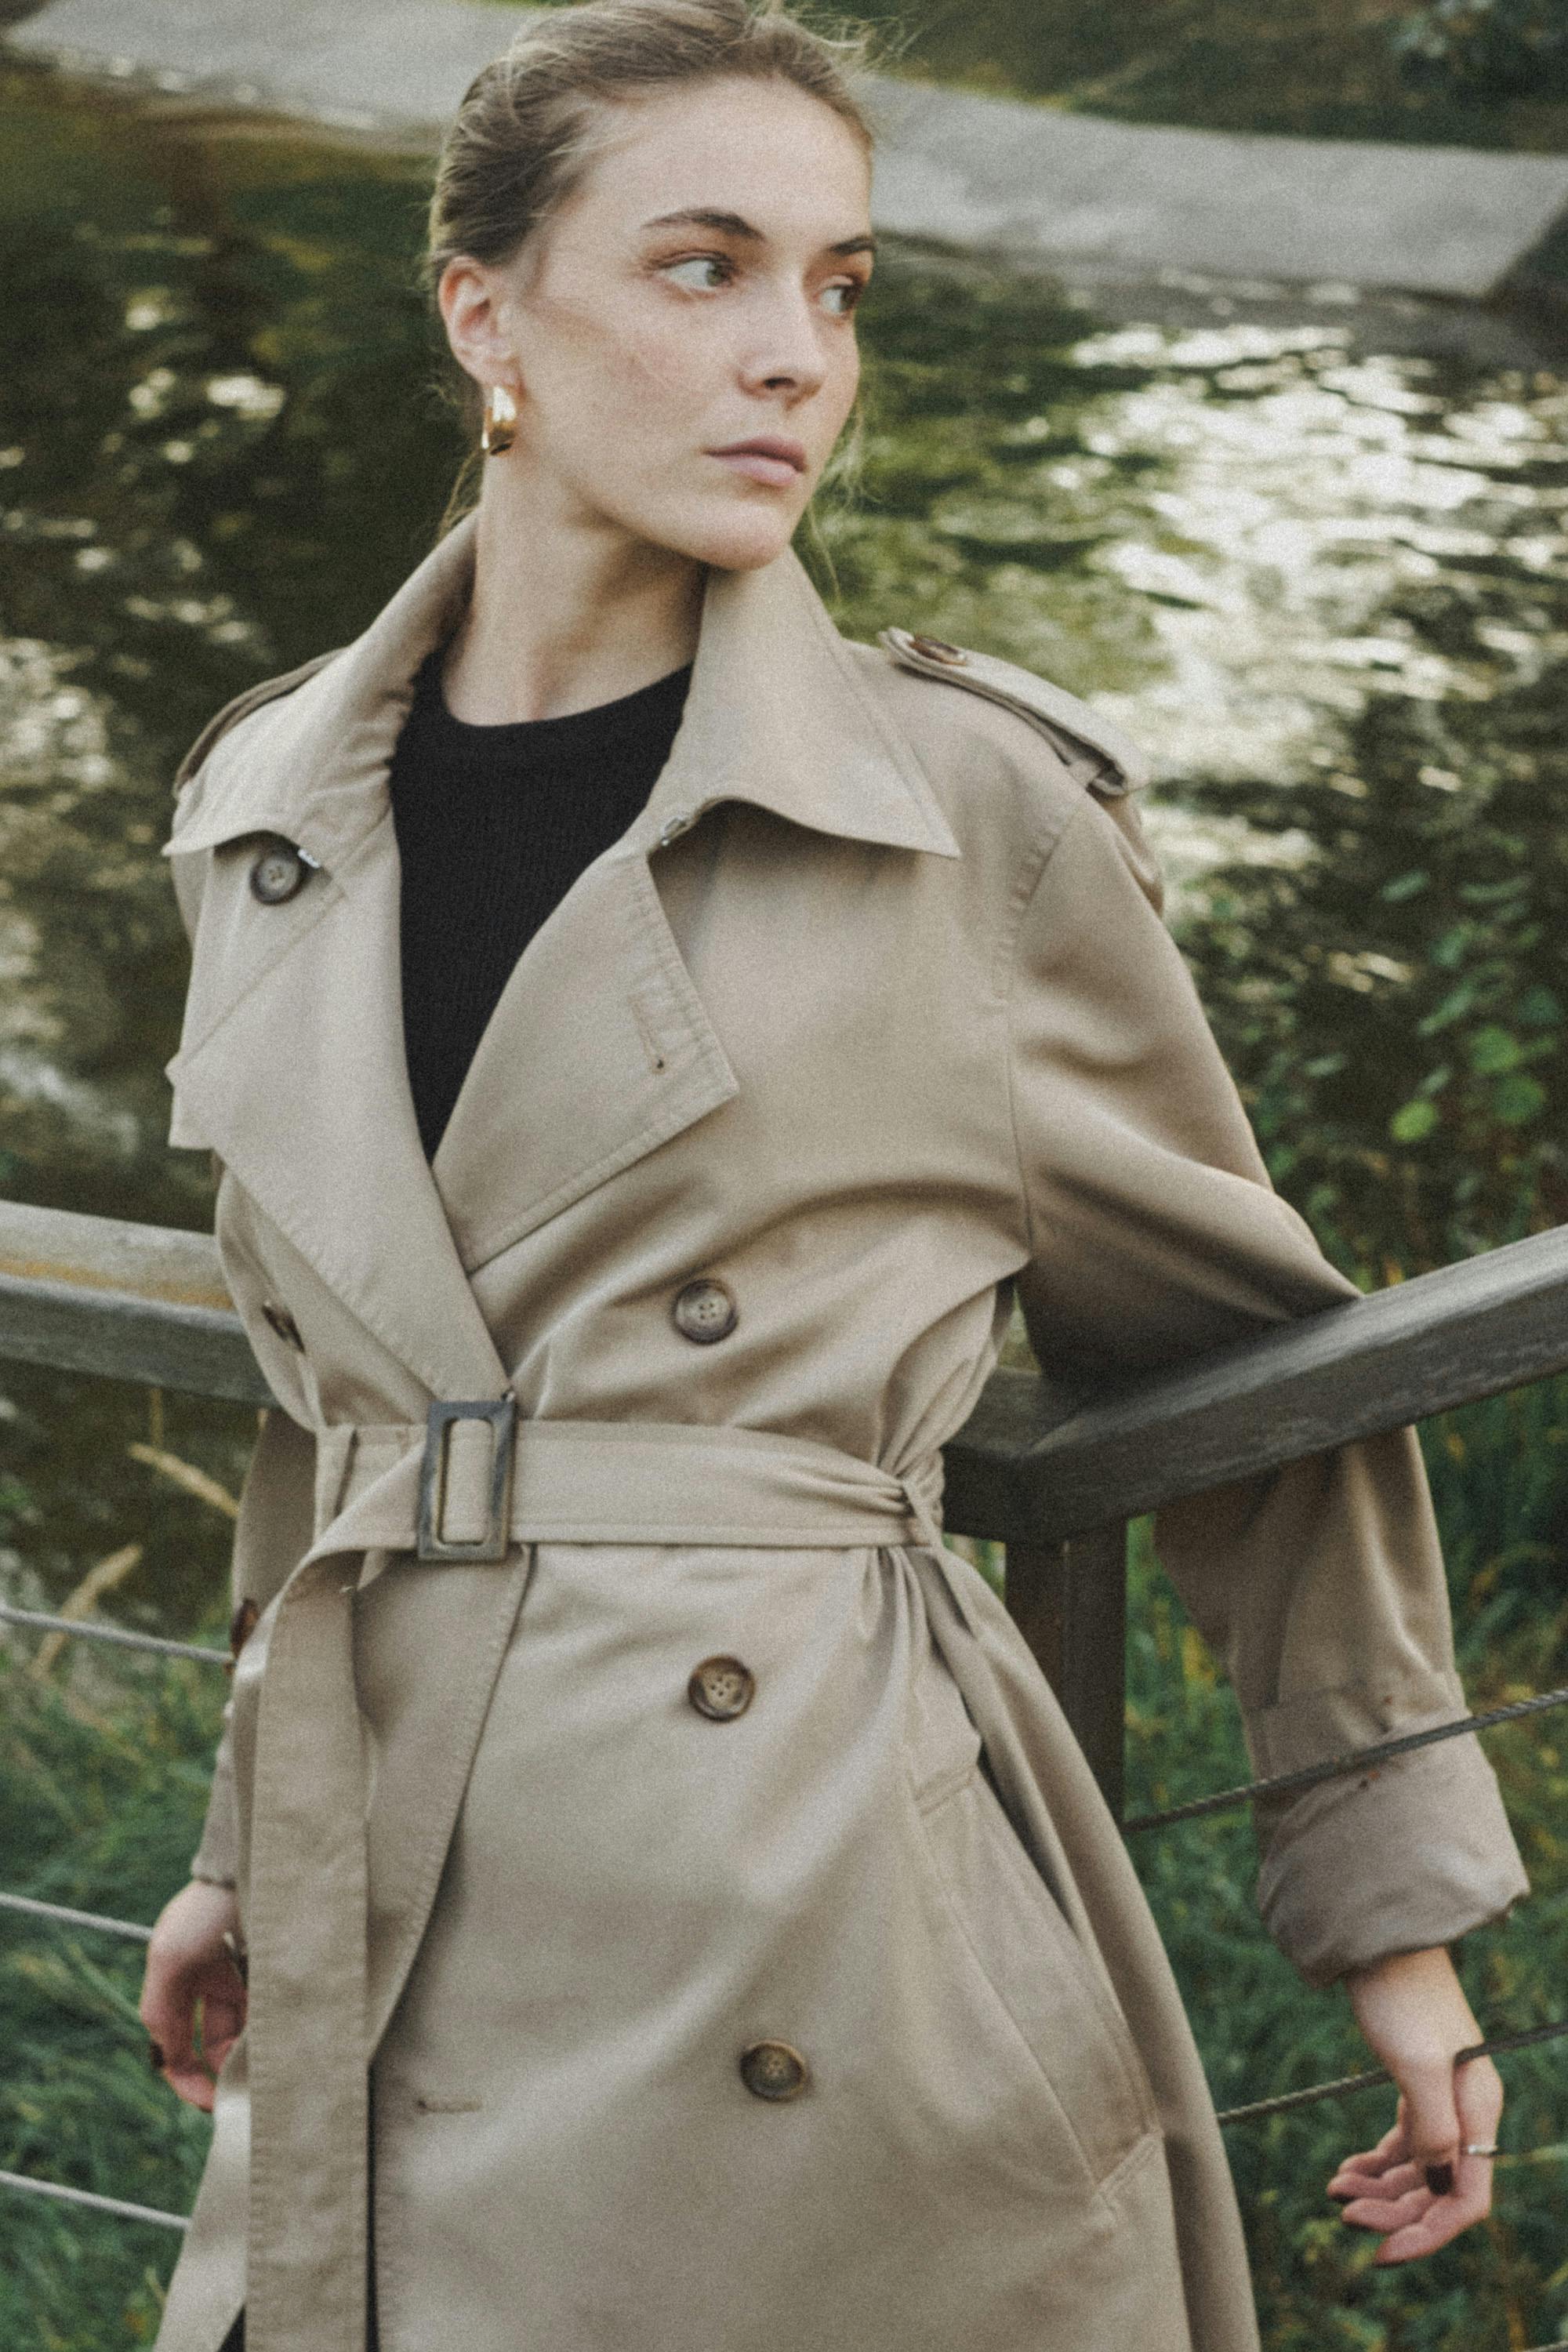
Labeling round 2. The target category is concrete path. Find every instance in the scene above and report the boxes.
[7,0,1568,299]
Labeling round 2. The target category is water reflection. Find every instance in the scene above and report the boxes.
[0,60,1563,1624]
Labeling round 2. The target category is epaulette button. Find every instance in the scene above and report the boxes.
[908,633,968,666]
[249,837,310,906]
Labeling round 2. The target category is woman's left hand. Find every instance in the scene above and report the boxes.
[1327,1944,1501,2263]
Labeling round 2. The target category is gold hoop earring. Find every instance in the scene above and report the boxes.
[481,384,518,456]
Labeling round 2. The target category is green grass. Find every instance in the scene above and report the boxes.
[0,1610,232,2347]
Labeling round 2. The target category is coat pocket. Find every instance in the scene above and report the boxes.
[910,1761,1159,2198]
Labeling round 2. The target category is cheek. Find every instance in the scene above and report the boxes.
[525,288,697,420]
[541,320,717,463]
[613,314,725,411]
[829,337,861,419]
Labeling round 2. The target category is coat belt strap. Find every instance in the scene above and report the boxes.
[237,1414,948,2352]
[312,1409,949,1562]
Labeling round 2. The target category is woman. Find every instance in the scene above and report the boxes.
[138,5,1528,2348]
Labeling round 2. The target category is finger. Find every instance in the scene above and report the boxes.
[195,1979,245,2074]
[161,2057,217,2114]
[1391,2054,1461,2194]
[1328,2125,1410,2183]
[1337,2184,1432,2237]
[1328,2158,1422,2205]
[1325,2114,1412,2198]
[139,1967,199,2078]
[202,2026,241,2081]
[1374,2172,1491,2264]
[1456,2053,1504,2147]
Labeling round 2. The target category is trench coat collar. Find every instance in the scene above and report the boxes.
[161,507,959,1405]
[164,505,962,874]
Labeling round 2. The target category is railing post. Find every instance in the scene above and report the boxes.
[1004,1521,1128,1822]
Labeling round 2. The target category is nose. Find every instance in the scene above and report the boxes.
[736,282,833,402]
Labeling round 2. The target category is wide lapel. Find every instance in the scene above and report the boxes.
[162,517,507,1403]
[429,540,961,1269]
[162,514,961,1381]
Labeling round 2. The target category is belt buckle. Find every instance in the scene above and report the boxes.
[417,1396,518,1563]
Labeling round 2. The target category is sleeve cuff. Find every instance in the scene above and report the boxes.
[1249,1680,1530,1986]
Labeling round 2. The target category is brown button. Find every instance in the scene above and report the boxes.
[908,632,968,666]
[672,1276,737,1345]
[688,1656,755,1721]
[740,2041,810,2101]
[260,1297,304,1349]
[249,837,309,905]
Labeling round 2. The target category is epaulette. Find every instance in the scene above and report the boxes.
[878,626,1150,798]
[172,647,344,796]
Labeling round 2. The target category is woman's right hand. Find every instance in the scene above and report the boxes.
[139,1878,248,2112]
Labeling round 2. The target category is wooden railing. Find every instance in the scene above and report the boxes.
[4,1200,1568,1816]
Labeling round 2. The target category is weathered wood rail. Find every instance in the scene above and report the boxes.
[3,1200,1567,1816]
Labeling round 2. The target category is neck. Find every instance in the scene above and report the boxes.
[440,462,707,725]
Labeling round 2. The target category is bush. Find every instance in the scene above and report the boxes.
[1392,0,1568,100]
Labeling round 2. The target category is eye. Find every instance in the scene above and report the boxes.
[822,278,868,318]
[662,254,733,292]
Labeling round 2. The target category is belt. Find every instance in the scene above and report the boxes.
[311,1401,950,1560]
[235,1406,953,2352]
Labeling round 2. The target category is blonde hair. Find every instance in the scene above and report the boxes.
[424,0,885,539]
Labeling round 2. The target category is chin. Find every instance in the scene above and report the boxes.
[652,499,806,574]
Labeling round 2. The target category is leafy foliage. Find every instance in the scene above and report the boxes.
[1392,0,1568,99]
[1171,650,1568,1280]
[510,0,1568,147]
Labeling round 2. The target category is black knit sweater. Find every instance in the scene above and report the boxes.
[389,642,694,1162]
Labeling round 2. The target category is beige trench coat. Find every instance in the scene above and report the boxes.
[151,509,1526,2352]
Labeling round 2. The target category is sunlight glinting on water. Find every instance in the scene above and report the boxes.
[1054,325,1565,810]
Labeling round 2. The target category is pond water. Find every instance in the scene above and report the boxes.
[0,59,1564,1636]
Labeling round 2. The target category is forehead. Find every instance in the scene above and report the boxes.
[574,76,872,236]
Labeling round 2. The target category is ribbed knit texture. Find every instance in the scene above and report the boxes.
[389,641,694,1162]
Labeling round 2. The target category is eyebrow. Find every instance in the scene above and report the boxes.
[641,206,877,257]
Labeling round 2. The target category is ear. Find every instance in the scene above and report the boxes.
[436,254,521,401]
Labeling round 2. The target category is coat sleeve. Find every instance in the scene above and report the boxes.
[1006,786,1529,1987]
[190,1402,318,1885]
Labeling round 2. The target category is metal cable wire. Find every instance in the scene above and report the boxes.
[0,1599,227,1665]
[1127,1684,1568,1836]
[6,1867,1561,2130]
[1216,2016,1568,2129]
[0,1889,153,1943]
[0,2167,187,2232]
[3,2030,1563,2239]
[7,1597,1567,1840]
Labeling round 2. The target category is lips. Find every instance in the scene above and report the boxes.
[709,437,808,471]
[707,437,808,488]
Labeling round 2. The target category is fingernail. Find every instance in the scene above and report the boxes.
[1425,2162,1454,2198]
[147,2038,166,2074]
